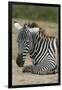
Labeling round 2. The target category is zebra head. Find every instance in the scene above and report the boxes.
[14,21,39,67]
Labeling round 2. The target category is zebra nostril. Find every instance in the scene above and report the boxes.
[16,54,24,67]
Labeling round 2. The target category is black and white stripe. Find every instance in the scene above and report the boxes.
[22,40,30,60]
[23,31,58,74]
[14,22,58,74]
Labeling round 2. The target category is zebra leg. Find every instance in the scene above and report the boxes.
[22,64,58,74]
[32,70,54,75]
[32,68,56,75]
[31,65,57,75]
[31,66,49,75]
[22,65,33,72]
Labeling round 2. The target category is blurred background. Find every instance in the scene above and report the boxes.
[12,5,59,23]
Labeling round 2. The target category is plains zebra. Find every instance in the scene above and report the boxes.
[14,21,58,75]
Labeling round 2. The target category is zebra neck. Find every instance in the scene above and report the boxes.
[30,31,46,54]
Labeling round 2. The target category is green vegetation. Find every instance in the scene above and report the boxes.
[12,5,59,22]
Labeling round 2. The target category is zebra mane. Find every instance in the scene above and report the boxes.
[23,22,45,35]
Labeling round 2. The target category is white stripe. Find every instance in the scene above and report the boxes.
[38,51,48,64]
[50,38,55,56]
[36,39,47,63]
[34,38,45,61]
[54,38,57,53]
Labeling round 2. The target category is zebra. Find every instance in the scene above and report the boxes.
[14,21,58,75]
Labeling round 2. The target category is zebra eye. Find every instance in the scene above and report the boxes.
[24,40,26,43]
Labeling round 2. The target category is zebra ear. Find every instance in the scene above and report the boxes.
[14,21,23,31]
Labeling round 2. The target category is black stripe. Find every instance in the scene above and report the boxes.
[31,52,37,59]
[48,37,55,58]
[48,60,56,69]
[37,42,47,63]
[35,37,43,53]
[30,35,42,57]
[48,44,55,58]
[35,36,40,50]
[35,37,46,62]
[35,51,48,65]
[52,37,55,53]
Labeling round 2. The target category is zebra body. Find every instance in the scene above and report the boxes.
[22,31,58,74]
[14,22,58,75]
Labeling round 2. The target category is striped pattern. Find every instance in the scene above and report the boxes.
[22,40,30,60]
[22,31,58,74]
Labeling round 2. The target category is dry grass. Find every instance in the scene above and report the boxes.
[12,19,58,86]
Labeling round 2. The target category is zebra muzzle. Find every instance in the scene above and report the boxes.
[16,54,24,67]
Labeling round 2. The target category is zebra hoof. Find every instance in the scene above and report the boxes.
[22,65,32,72]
